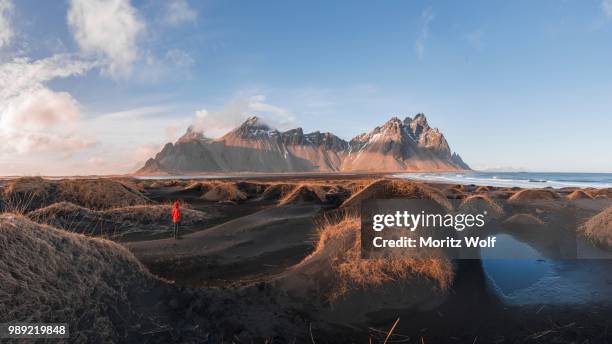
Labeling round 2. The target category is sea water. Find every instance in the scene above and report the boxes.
[395,172,612,189]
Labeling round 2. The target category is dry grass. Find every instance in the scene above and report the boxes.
[344,179,374,195]
[279,185,322,205]
[235,181,269,196]
[105,204,212,228]
[27,202,212,237]
[458,195,504,220]
[144,179,186,189]
[1,177,150,213]
[475,185,491,193]
[301,213,453,301]
[180,180,252,202]
[508,189,560,203]
[588,188,612,199]
[181,181,212,193]
[503,213,544,226]
[581,206,612,249]
[443,185,465,199]
[0,214,160,342]
[341,179,453,211]
[260,183,297,201]
[1,177,53,212]
[450,184,465,191]
[27,202,112,236]
[566,190,594,201]
[201,182,247,202]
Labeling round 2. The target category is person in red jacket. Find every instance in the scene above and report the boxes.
[171,200,181,239]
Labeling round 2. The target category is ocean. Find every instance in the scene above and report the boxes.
[395,172,612,189]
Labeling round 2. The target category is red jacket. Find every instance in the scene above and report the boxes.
[171,202,181,223]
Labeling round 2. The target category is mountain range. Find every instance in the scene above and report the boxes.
[136,114,469,174]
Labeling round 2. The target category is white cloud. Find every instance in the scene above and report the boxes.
[192,95,297,138]
[164,0,197,25]
[67,0,145,78]
[415,8,434,60]
[1,88,79,132]
[603,0,612,18]
[0,55,97,156]
[0,54,95,102]
[0,0,13,48]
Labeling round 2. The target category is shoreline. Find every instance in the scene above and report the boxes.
[4,170,611,189]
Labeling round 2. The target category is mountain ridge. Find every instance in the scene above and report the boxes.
[137,114,469,174]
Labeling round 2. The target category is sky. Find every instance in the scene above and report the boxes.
[1,0,612,175]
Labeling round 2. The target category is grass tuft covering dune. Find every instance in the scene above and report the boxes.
[508,189,560,203]
[503,213,544,226]
[458,195,505,220]
[581,206,612,249]
[289,214,453,301]
[201,182,247,202]
[588,188,612,199]
[341,179,452,211]
[1,177,150,212]
[566,190,594,201]
[27,202,213,237]
[0,214,162,342]
[279,185,322,205]
[260,183,297,201]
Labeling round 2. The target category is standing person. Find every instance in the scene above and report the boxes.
[171,200,181,239]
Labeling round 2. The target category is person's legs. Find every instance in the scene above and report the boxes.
[173,222,178,239]
[176,222,180,239]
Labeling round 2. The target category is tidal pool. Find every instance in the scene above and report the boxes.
[481,234,612,305]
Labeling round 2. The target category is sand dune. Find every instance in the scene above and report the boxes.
[27,202,216,238]
[3,175,612,342]
[341,179,452,211]
[508,188,560,203]
[275,214,453,323]
[127,205,322,285]
[581,206,612,249]
[0,214,164,342]
[1,177,150,212]
[566,190,594,200]
[458,195,505,220]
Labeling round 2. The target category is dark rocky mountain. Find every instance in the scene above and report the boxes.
[137,114,469,174]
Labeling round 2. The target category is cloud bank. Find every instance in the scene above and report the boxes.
[67,0,145,78]
[0,56,97,156]
[192,95,297,138]
[0,0,13,48]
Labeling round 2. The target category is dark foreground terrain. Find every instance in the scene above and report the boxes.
[1,175,612,343]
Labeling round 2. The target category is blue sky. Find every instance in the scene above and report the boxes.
[0,0,611,175]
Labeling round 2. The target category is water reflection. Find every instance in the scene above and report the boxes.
[481,234,612,305]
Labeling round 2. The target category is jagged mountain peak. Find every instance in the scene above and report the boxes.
[240,116,270,129]
[384,116,403,125]
[136,113,469,174]
[177,125,209,143]
[224,116,279,140]
[412,113,429,127]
